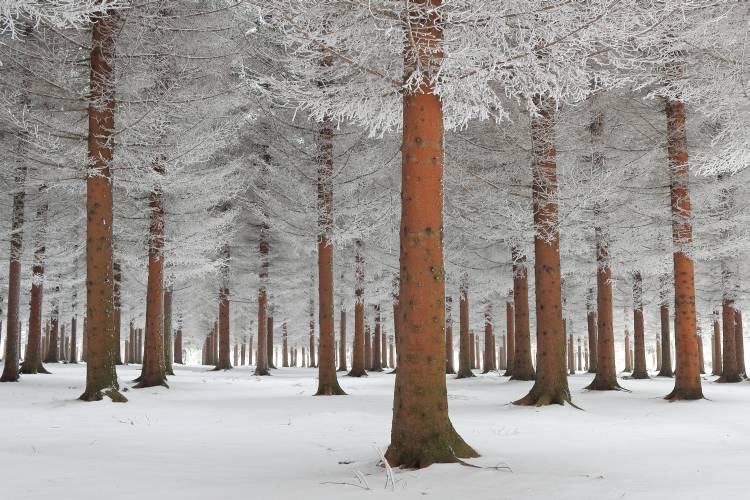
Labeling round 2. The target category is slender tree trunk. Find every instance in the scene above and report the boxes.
[445,296,455,374]
[664,93,703,400]
[371,304,383,372]
[624,330,632,372]
[364,323,372,370]
[309,296,317,369]
[348,240,367,377]
[135,162,168,389]
[254,213,270,375]
[386,3,477,465]
[248,334,253,366]
[21,193,49,375]
[381,325,388,368]
[45,294,60,363]
[510,250,535,380]
[267,313,276,369]
[215,269,232,370]
[482,306,493,374]
[503,297,514,376]
[80,11,125,402]
[658,293,674,377]
[586,288,598,374]
[113,262,122,365]
[389,337,395,368]
[717,265,740,382]
[337,310,347,371]
[631,272,649,378]
[516,94,571,406]
[163,287,175,374]
[577,338,582,372]
[175,327,182,364]
[735,309,745,378]
[586,227,621,390]
[697,330,705,375]
[456,281,475,379]
[567,334,575,375]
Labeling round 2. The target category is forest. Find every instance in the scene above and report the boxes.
[1,1,749,499]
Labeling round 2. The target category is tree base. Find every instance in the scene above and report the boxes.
[79,387,128,403]
[510,370,536,381]
[656,369,674,378]
[629,370,650,379]
[665,387,704,401]
[585,377,625,391]
[445,368,455,375]
[0,374,20,382]
[133,378,169,389]
[211,364,233,371]
[254,368,271,376]
[455,370,475,379]
[347,369,367,377]
[514,382,572,406]
[20,364,52,375]
[502,369,512,377]
[314,383,347,396]
[370,367,384,372]
[385,427,478,469]
[716,374,743,383]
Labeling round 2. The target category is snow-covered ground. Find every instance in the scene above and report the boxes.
[1,363,748,500]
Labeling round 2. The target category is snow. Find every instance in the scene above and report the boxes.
[1,363,749,500]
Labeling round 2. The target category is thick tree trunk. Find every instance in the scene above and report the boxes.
[135,162,168,389]
[314,116,344,395]
[456,282,475,379]
[516,95,571,406]
[386,5,477,464]
[664,96,703,400]
[337,310,347,371]
[0,163,27,382]
[510,250,535,380]
[21,195,50,375]
[348,241,367,377]
[80,12,125,402]
[445,296,455,374]
[631,272,649,379]
[735,310,745,378]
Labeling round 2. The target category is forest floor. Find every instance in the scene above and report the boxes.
[1,363,749,500]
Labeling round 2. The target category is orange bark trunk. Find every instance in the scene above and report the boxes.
[631,272,649,379]
[515,94,571,406]
[337,310,347,371]
[664,96,703,400]
[21,194,49,375]
[445,296,455,374]
[386,2,476,465]
[586,288,598,374]
[348,241,366,377]
[80,10,124,402]
[735,310,746,377]
[510,250,535,380]
[456,282,474,379]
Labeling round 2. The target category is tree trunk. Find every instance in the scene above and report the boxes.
[381,325,388,368]
[503,297,514,376]
[113,262,122,365]
[664,95,703,400]
[267,314,276,369]
[586,227,621,390]
[717,265,740,382]
[0,162,27,382]
[386,3,477,464]
[456,281,474,379]
[516,94,571,406]
[45,295,60,363]
[254,216,270,375]
[309,298,317,369]
[337,310,347,371]
[445,296,455,374]
[586,288,598,374]
[624,330,632,372]
[697,330,705,375]
[162,287,175,374]
[735,309,745,378]
[371,304,383,372]
[80,11,125,402]
[175,327,182,364]
[348,240,367,377]
[21,193,50,375]
[215,275,232,370]
[482,306,494,374]
[631,272,649,379]
[658,296,674,376]
[364,323,372,370]
[510,250,535,380]
[135,161,168,389]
